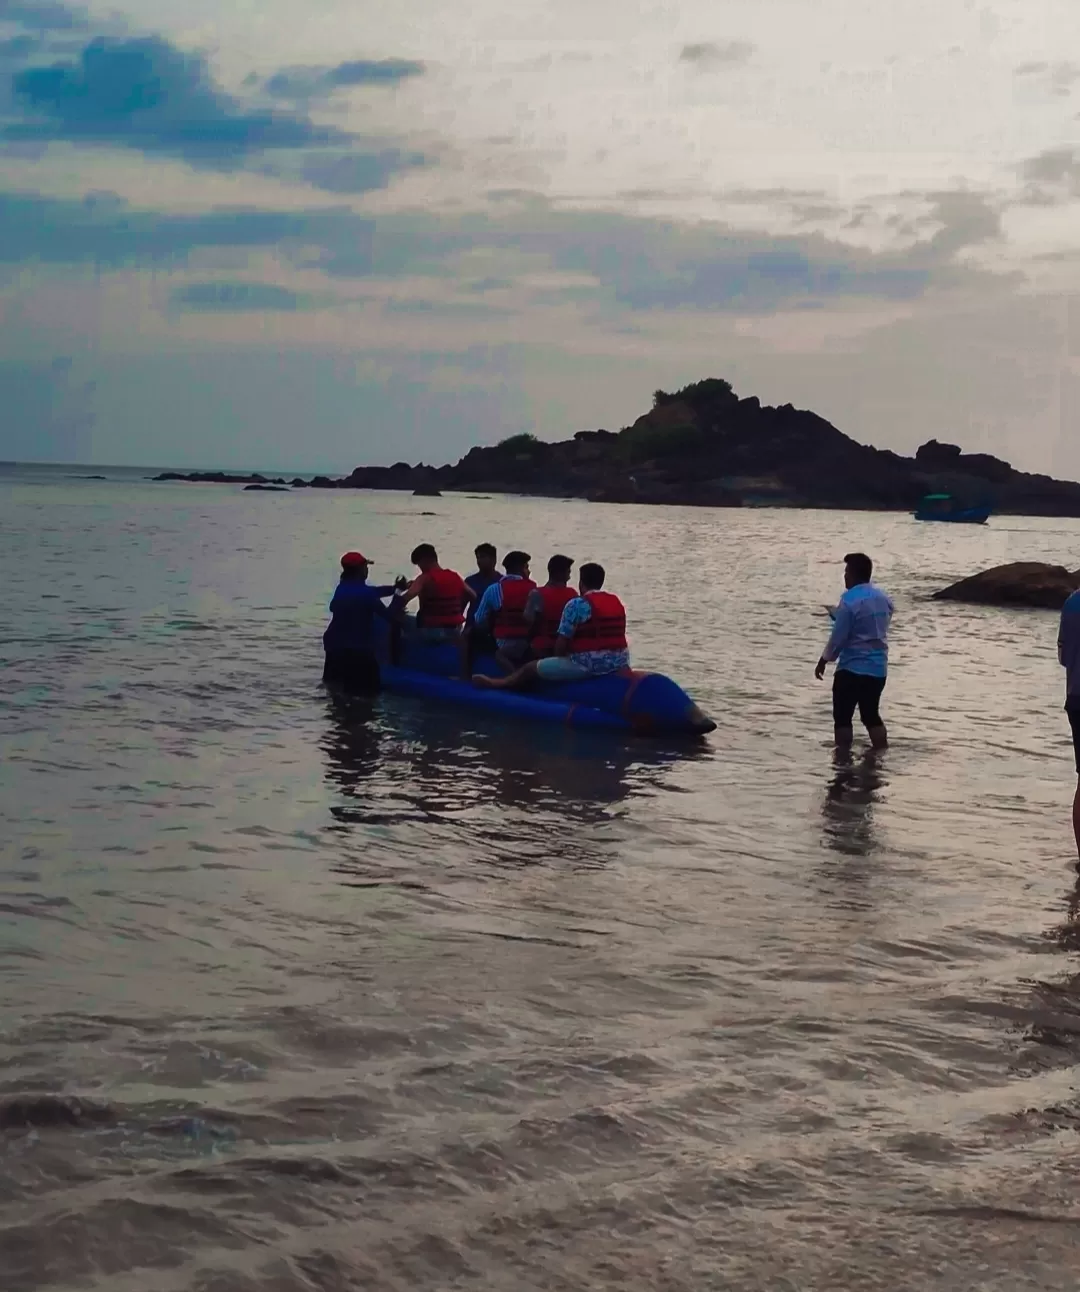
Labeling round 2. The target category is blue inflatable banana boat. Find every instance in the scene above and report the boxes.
[377,634,716,737]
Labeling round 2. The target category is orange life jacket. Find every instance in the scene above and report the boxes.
[492,576,537,639]
[530,584,576,653]
[569,590,627,653]
[419,566,467,628]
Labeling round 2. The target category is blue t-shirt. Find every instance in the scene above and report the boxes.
[1059,590,1080,701]
[822,582,894,678]
[464,570,500,624]
[323,581,395,652]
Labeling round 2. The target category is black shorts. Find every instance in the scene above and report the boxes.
[323,648,381,694]
[1067,703,1080,773]
[832,669,886,729]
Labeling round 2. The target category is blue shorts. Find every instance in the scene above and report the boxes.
[495,637,531,662]
[535,656,592,682]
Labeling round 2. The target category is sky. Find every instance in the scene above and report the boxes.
[1,0,1079,473]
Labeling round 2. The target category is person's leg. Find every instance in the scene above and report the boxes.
[1072,779,1080,865]
[458,629,474,680]
[494,638,529,675]
[831,670,857,748]
[1069,708,1080,863]
[322,650,343,686]
[473,660,541,690]
[354,651,381,694]
[858,675,888,750]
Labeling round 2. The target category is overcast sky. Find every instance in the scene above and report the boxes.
[1,0,1079,472]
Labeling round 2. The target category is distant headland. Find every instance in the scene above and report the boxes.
[154,377,1080,516]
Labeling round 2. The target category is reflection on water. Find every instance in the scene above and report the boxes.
[821,748,886,859]
[322,690,712,870]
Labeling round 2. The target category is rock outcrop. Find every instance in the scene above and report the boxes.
[933,562,1080,609]
[151,378,1080,515]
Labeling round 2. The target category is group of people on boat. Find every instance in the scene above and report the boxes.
[322,542,630,696]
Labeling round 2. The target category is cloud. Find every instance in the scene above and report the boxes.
[297,147,429,193]
[1016,148,1080,204]
[0,189,372,268]
[1014,60,1080,96]
[265,57,425,101]
[0,0,85,31]
[679,41,755,67]
[7,35,345,163]
[0,33,42,57]
[917,191,1002,259]
[1021,147,1080,185]
[168,281,307,311]
[317,197,1005,313]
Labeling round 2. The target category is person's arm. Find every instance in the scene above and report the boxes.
[523,589,544,632]
[1060,606,1069,666]
[554,599,588,656]
[462,582,478,608]
[816,601,853,679]
[369,584,396,599]
[399,572,428,608]
[473,583,501,630]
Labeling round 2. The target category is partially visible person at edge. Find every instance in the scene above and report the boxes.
[472,550,536,673]
[1057,586,1080,862]
[473,561,628,690]
[458,542,501,677]
[399,543,474,642]
[523,554,576,657]
[322,552,403,693]
[464,543,500,614]
[815,551,893,750]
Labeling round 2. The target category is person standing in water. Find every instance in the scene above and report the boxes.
[815,552,893,750]
[322,552,401,693]
[1058,587,1080,862]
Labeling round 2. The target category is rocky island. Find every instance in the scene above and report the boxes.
[155,378,1080,516]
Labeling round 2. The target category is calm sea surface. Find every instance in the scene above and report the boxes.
[5,462,1080,1290]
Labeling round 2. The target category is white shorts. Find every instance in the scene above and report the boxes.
[535,656,592,682]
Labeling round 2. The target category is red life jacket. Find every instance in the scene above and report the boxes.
[531,584,576,652]
[492,576,537,639]
[419,566,467,628]
[569,590,627,653]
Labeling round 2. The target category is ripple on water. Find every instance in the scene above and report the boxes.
[4,485,1080,1288]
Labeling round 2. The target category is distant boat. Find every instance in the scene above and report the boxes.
[914,493,991,524]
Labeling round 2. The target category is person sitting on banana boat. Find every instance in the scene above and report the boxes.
[473,561,628,690]
[470,550,535,673]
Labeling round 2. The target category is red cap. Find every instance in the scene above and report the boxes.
[341,551,371,568]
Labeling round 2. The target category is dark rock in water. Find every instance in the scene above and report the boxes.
[154,471,274,485]
[244,484,289,492]
[0,1094,115,1129]
[933,562,1080,609]
[413,486,442,497]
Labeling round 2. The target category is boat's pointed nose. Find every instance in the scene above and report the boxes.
[685,704,716,735]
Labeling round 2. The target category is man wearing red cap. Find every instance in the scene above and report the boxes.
[322,552,403,692]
